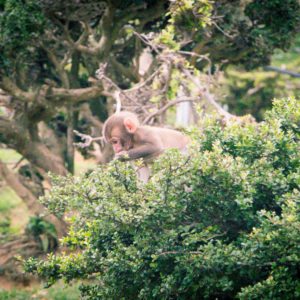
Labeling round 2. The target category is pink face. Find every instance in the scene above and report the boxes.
[108,124,134,154]
[110,137,123,153]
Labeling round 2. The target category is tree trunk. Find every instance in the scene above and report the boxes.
[0,160,67,238]
[22,142,68,176]
[66,106,75,174]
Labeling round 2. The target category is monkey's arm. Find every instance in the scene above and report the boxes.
[116,144,163,161]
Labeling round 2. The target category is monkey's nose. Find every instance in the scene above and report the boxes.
[114,146,123,153]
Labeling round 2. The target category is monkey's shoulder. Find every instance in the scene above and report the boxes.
[141,125,182,134]
[139,126,188,149]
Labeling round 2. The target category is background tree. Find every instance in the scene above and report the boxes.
[0,0,300,231]
[221,35,300,120]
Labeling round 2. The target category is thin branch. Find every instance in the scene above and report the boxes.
[125,68,161,92]
[95,64,147,113]
[180,67,233,119]
[132,30,161,54]
[73,130,105,148]
[264,66,300,78]
[56,17,98,55]
[114,91,122,113]
[190,40,209,65]
[142,97,199,125]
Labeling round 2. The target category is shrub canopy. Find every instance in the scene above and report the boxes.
[25,98,300,299]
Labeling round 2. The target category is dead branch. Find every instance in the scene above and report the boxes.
[73,130,105,148]
[180,67,233,120]
[125,68,161,92]
[142,97,199,125]
[95,64,148,113]
[132,30,161,54]
[114,91,122,113]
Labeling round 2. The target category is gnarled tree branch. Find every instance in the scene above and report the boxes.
[0,160,67,237]
[0,77,35,102]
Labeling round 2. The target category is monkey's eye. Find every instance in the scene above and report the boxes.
[111,139,119,144]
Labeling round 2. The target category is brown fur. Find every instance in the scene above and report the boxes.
[103,111,189,163]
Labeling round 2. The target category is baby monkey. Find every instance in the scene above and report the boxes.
[103,111,189,181]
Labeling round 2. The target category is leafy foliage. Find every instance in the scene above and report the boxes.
[222,35,300,120]
[242,0,300,68]
[165,0,300,69]
[0,0,46,73]
[26,216,58,252]
[25,98,300,299]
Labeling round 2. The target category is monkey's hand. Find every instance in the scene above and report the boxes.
[114,151,130,161]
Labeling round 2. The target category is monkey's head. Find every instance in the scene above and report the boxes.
[103,111,140,153]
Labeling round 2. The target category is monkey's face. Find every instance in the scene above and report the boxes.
[109,127,133,153]
[110,137,124,153]
[103,112,138,155]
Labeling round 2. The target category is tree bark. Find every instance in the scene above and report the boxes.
[0,160,67,238]
[22,143,68,176]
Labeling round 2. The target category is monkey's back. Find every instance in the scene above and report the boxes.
[143,126,189,151]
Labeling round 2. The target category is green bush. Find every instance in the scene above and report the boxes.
[25,98,300,299]
[0,289,32,300]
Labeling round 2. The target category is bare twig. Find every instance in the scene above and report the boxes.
[132,30,161,54]
[73,130,105,148]
[178,51,211,64]
[142,97,199,125]
[180,67,233,120]
[125,68,161,92]
[95,64,148,113]
[114,91,122,113]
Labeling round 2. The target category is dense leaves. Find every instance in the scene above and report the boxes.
[25,98,300,299]
[222,35,300,120]
[170,0,300,69]
[0,0,46,73]
[1,0,300,76]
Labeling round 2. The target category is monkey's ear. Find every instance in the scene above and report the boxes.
[124,118,138,133]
